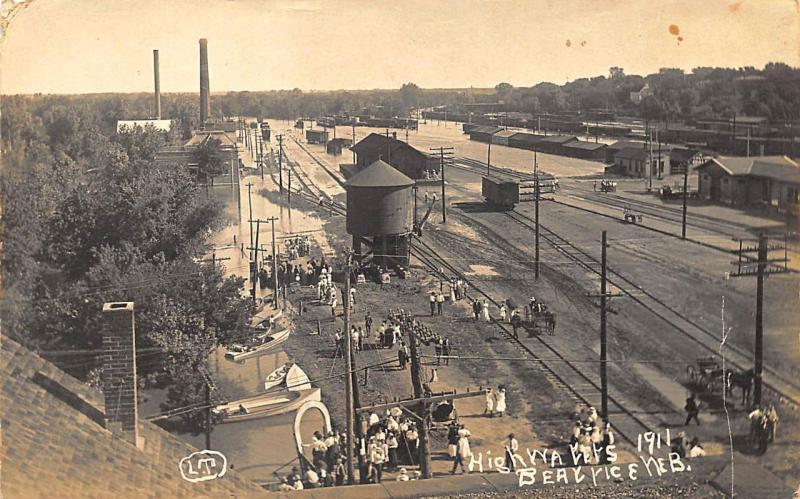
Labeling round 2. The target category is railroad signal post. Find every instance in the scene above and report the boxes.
[729,233,789,406]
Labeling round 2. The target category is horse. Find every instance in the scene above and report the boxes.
[726,368,755,406]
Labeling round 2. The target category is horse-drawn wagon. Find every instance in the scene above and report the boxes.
[506,297,556,336]
[686,356,725,393]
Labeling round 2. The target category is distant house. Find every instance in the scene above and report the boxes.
[155,130,239,184]
[306,129,329,144]
[614,147,650,177]
[326,137,353,156]
[629,83,653,105]
[562,141,608,161]
[668,148,704,175]
[467,126,503,143]
[491,130,519,146]
[350,132,436,180]
[535,135,578,155]
[508,133,544,150]
[606,140,645,163]
[695,156,800,215]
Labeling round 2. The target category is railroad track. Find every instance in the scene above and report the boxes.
[275,140,657,447]
[503,209,800,408]
[410,236,656,448]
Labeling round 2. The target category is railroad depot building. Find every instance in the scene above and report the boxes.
[695,156,800,216]
[350,133,437,180]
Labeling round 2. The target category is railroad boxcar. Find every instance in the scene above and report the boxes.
[482,176,519,210]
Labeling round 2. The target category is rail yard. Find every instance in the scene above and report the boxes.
[4,4,800,497]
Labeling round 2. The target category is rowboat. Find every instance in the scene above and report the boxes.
[285,363,311,391]
[212,388,321,423]
[264,363,292,391]
[224,327,291,361]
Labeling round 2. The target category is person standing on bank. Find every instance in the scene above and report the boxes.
[494,387,507,417]
[484,387,494,416]
[437,292,445,315]
[504,433,519,472]
[430,292,436,316]
[684,393,700,426]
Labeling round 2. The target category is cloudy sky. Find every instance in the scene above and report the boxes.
[1,0,798,94]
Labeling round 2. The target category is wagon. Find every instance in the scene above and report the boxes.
[599,180,617,193]
[623,205,643,223]
[686,356,724,392]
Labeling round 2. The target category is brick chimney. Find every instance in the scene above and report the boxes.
[101,302,142,448]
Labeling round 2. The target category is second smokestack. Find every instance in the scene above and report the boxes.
[199,38,210,126]
[153,49,161,120]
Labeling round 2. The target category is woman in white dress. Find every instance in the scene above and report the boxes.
[499,304,507,323]
[494,388,507,417]
[482,300,490,322]
[484,387,494,416]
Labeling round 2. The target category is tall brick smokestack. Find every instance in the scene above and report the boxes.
[199,38,210,126]
[101,302,141,448]
[153,49,161,119]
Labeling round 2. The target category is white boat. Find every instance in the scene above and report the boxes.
[224,328,291,361]
[285,363,311,391]
[212,388,321,423]
[264,363,292,391]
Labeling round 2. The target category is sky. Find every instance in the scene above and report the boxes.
[1,0,799,94]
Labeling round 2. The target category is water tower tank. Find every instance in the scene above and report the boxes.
[345,160,413,236]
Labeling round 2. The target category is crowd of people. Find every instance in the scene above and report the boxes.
[362,408,423,483]
[568,404,615,465]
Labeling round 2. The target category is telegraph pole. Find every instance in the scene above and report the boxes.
[681,166,689,239]
[600,231,608,422]
[343,252,355,485]
[534,151,540,280]
[259,131,265,180]
[407,322,432,478]
[585,231,623,424]
[246,183,254,260]
[269,217,280,309]
[729,233,789,406]
[277,134,284,193]
[430,147,454,224]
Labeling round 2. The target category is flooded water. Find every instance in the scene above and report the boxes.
[143,137,331,486]
[265,119,606,178]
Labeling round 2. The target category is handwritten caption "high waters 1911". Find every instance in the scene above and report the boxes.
[179,450,228,483]
[466,430,693,488]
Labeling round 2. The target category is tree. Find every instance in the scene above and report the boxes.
[193,137,227,182]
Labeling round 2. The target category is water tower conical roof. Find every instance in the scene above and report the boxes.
[344,160,414,188]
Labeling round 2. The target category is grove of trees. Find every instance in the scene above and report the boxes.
[1,96,253,434]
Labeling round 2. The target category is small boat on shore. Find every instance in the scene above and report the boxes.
[224,327,291,361]
[264,363,311,391]
[264,363,292,391]
[212,388,321,423]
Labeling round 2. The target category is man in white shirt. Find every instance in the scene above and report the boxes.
[504,433,519,471]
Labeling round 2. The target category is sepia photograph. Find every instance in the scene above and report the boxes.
[1,0,799,497]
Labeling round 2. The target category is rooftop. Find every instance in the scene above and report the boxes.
[0,336,264,498]
[538,135,577,144]
[702,155,800,183]
[562,141,607,151]
[615,147,650,161]
[350,133,428,161]
[344,159,415,188]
